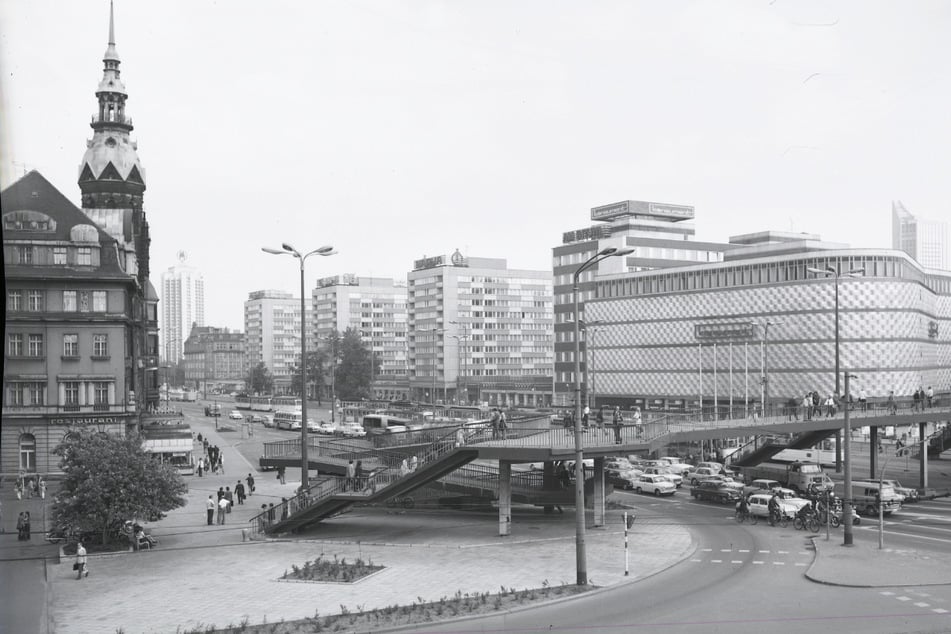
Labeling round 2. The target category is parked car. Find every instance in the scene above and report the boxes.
[691,480,742,504]
[314,421,336,435]
[204,404,221,417]
[696,461,737,477]
[772,487,812,512]
[249,414,268,424]
[642,466,683,487]
[605,457,633,471]
[305,419,322,433]
[228,410,243,421]
[747,493,798,520]
[660,460,691,477]
[261,415,275,428]
[607,469,643,490]
[632,474,677,496]
[687,467,721,485]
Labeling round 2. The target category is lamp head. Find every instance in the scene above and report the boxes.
[597,247,618,256]
[613,247,636,257]
[316,245,335,255]
[261,247,284,255]
[281,243,297,253]
[848,267,866,276]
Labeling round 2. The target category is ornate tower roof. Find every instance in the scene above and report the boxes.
[78,0,146,198]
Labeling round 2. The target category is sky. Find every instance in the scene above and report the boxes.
[2,0,950,331]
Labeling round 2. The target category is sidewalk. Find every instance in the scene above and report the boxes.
[808,538,951,587]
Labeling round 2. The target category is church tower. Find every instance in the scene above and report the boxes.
[78,1,159,411]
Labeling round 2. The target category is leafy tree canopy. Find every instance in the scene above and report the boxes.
[52,430,188,543]
[335,328,373,400]
[290,349,327,402]
[247,361,274,395]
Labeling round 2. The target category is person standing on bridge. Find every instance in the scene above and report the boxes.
[926,386,934,409]
[345,460,356,491]
[632,406,642,439]
[612,407,624,444]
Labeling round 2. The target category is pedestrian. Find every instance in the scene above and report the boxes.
[498,410,508,440]
[409,455,418,472]
[197,459,203,477]
[596,406,605,433]
[38,477,46,500]
[197,432,203,443]
[206,495,216,525]
[355,460,364,492]
[455,427,465,447]
[217,455,225,475]
[281,497,288,521]
[582,406,590,430]
[913,388,921,412]
[267,503,276,523]
[235,481,245,505]
[632,406,642,439]
[400,459,410,477]
[246,473,256,495]
[886,391,898,415]
[14,479,22,501]
[926,386,934,409]
[75,541,89,579]
[26,477,34,499]
[217,486,225,502]
[16,512,27,540]
[277,466,286,485]
[217,495,230,525]
[345,460,355,491]
[224,486,234,513]
[260,503,269,528]
[612,406,623,444]
[490,408,501,440]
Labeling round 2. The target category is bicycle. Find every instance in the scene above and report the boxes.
[793,513,821,532]
[768,508,788,528]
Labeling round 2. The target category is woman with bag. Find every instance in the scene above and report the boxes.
[75,542,89,579]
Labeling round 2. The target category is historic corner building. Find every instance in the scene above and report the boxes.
[582,231,951,413]
[408,250,554,407]
[1,7,159,475]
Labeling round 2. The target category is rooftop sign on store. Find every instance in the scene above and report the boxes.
[590,200,695,222]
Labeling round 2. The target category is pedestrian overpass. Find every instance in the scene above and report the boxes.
[249,402,949,536]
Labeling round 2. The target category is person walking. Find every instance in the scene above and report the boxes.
[498,410,508,440]
[612,406,624,444]
[354,460,364,492]
[75,542,89,579]
[926,386,934,409]
[345,460,355,491]
[277,466,286,485]
[217,496,230,525]
[235,481,246,505]
[38,477,46,500]
[632,406,642,439]
[224,486,234,513]
[246,473,256,495]
[206,495,216,525]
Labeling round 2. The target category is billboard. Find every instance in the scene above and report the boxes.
[694,322,757,341]
[590,200,695,222]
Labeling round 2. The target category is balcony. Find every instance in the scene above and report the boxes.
[2,403,137,416]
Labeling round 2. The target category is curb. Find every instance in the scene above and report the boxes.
[804,537,951,588]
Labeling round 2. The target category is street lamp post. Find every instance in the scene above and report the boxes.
[808,265,865,472]
[418,327,444,405]
[572,246,635,585]
[580,320,603,410]
[843,372,857,546]
[449,320,469,404]
[262,243,337,490]
[752,320,783,418]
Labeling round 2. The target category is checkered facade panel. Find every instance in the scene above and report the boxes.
[585,278,950,400]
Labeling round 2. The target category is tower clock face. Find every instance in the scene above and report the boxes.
[105,137,117,147]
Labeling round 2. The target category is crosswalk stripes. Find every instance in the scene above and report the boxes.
[690,547,812,567]
[880,589,951,616]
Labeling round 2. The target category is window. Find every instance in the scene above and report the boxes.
[94,382,110,406]
[93,290,107,312]
[77,247,92,265]
[63,334,79,357]
[8,333,23,356]
[93,334,108,357]
[18,434,36,472]
[28,334,44,357]
[63,290,77,312]
[79,291,90,312]
[64,382,80,406]
[28,290,44,312]
[8,290,22,311]
[18,246,33,264]
[7,384,24,406]
[29,382,45,405]
[53,247,67,264]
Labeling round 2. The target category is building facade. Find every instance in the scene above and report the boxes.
[160,252,205,364]
[583,234,951,413]
[312,275,409,401]
[552,200,734,406]
[892,200,949,271]
[407,251,554,407]
[244,290,311,393]
[182,325,246,394]
[3,172,141,474]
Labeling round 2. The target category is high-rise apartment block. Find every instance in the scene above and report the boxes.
[408,251,553,407]
[182,325,247,394]
[552,200,734,405]
[892,201,949,270]
[312,275,409,401]
[244,290,311,393]
[160,252,205,364]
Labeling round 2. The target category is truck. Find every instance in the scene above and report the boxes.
[739,461,833,493]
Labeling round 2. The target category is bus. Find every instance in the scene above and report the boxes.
[362,414,414,435]
[235,394,274,412]
[272,396,302,410]
[273,409,319,432]
[142,424,195,475]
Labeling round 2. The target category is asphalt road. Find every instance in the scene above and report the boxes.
[407,489,951,634]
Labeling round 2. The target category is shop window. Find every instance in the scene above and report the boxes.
[19,434,36,472]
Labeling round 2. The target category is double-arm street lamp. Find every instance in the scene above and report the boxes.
[449,320,470,404]
[572,246,635,585]
[418,327,445,404]
[751,320,783,417]
[262,243,337,489]
[579,320,603,410]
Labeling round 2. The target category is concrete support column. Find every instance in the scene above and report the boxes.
[920,422,929,489]
[869,426,878,479]
[593,457,605,527]
[498,460,512,536]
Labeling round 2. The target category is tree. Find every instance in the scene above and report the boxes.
[290,350,327,404]
[247,361,274,394]
[52,430,188,544]
[335,328,373,400]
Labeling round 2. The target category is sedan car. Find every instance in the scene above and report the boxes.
[314,421,337,435]
[686,467,721,485]
[249,414,267,424]
[691,480,743,504]
[747,493,798,520]
[631,474,677,496]
[642,467,683,487]
[607,469,643,490]
[337,422,367,438]
[881,479,919,503]
[228,410,243,420]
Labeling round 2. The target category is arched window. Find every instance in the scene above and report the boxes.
[19,433,36,472]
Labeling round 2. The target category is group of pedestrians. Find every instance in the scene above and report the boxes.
[490,408,508,439]
[344,459,366,491]
[13,473,46,500]
[913,386,935,411]
[560,405,642,443]
[197,437,224,476]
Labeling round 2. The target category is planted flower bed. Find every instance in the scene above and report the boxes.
[280,554,384,583]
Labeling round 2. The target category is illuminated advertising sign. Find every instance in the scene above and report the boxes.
[694,322,757,341]
[590,200,695,222]
[413,255,446,271]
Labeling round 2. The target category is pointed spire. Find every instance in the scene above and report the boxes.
[103,0,120,62]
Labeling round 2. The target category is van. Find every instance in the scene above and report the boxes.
[362,414,412,435]
[835,481,903,516]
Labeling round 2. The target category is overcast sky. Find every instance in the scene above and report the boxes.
[2,0,949,330]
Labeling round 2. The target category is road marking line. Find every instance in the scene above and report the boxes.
[738,549,750,553]
[933,609,948,614]
[753,561,764,565]
[777,550,789,554]
[701,548,712,552]
[915,602,930,608]
[731,560,743,564]
[795,563,807,566]
[720,549,732,552]
[857,526,951,545]
[690,559,703,562]
[797,551,809,555]
[880,591,895,596]
[758,550,770,553]
[773,561,785,565]
[711,559,722,563]
[897,596,911,602]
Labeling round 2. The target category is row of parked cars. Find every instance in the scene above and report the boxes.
[603,456,740,497]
